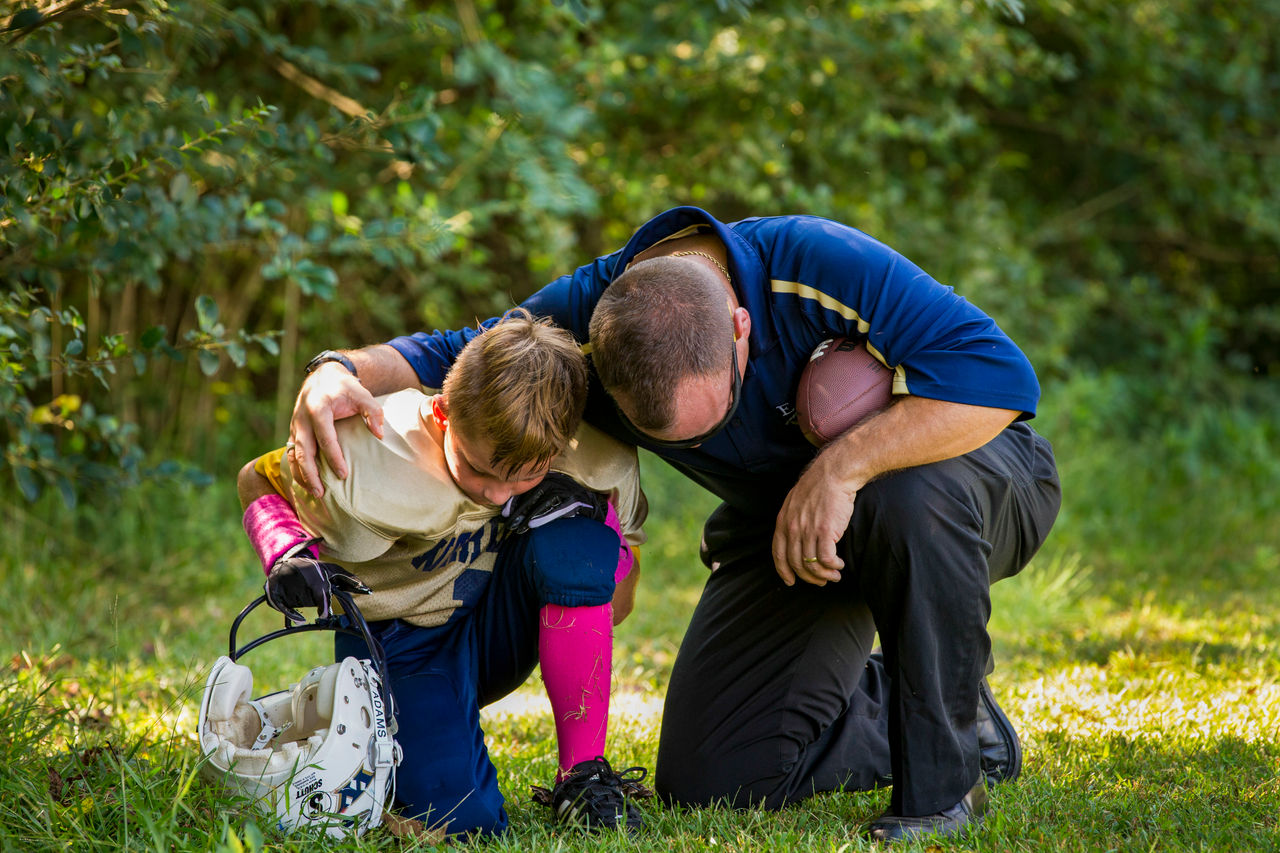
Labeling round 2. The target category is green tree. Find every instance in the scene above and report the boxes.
[1,0,608,500]
[3,0,1275,505]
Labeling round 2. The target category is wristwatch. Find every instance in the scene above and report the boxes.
[304,350,358,379]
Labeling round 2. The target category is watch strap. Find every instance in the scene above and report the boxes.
[304,350,358,379]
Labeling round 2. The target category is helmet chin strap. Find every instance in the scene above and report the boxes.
[248,700,290,750]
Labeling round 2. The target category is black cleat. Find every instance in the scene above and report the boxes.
[531,756,652,833]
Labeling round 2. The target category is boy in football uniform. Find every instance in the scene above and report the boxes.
[236,311,649,836]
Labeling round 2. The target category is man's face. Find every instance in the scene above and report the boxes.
[443,425,550,507]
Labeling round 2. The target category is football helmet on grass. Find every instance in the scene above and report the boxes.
[198,591,400,838]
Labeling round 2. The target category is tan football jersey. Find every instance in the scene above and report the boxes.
[264,389,647,628]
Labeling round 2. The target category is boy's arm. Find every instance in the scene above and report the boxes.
[238,455,318,574]
[238,457,280,510]
[238,453,371,622]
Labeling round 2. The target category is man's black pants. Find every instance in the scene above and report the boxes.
[654,422,1061,816]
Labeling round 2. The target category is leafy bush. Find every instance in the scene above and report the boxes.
[3,0,1275,507]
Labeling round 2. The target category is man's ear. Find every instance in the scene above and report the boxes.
[430,394,449,431]
[732,306,751,342]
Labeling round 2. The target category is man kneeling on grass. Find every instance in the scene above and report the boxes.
[236,310,650,836]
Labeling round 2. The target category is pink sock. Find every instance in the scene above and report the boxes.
[537,505,634,775]
[539,602,613,776]
[242,493,317,575]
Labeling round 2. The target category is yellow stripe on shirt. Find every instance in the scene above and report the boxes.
[254,448,289,498]
[770,280,872,332]
[771,279,910,395]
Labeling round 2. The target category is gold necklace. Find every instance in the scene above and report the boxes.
[672,250,732,283]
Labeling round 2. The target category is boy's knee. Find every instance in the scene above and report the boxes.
[237,457,269,510]
[523,515,620,608]
[395,776,508,838]
[399,799,508,839]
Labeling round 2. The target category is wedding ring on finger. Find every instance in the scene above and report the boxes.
[802,556,819,563]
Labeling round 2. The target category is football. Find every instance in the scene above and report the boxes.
[796,337,893,447]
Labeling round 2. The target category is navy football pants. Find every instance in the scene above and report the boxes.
[335,515,620,836]
[655,422,1061,816]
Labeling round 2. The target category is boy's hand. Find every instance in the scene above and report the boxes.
[265,551,371,625]
[502,473,608,534]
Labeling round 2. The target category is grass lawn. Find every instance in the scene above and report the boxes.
[2,441,1278,852]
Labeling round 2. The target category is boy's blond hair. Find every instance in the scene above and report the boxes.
[443,309,588,477]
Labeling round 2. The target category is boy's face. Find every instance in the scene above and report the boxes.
[444,427,550,507]
[433,397,550,507]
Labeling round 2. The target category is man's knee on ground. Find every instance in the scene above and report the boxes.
[656,775,792,812]
[656,749,795,811]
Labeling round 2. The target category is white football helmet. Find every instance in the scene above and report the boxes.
[198,593,401,837]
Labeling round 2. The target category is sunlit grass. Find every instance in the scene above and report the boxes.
[3,421,1280,851]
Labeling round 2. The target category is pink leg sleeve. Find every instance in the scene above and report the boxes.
[539,602,613,776]
[242,493,317,575]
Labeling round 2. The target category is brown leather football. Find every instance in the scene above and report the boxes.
[796,337,893,446]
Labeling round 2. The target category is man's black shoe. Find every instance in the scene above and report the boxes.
[977,678,1022,785]
[864,779,988,843]
[531,756,652,832]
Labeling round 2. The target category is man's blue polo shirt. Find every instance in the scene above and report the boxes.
[390,207,1039,513]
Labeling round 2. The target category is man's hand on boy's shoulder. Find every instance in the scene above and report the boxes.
[290,366,381,496]
[289,345,413,498]
[501,473,609,534]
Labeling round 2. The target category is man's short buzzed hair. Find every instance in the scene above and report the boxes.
[588,256,733,432]
[444,309,587,477]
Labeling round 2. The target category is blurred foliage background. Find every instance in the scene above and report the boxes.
[2,0,1278,561]
[3,3,1280,848]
